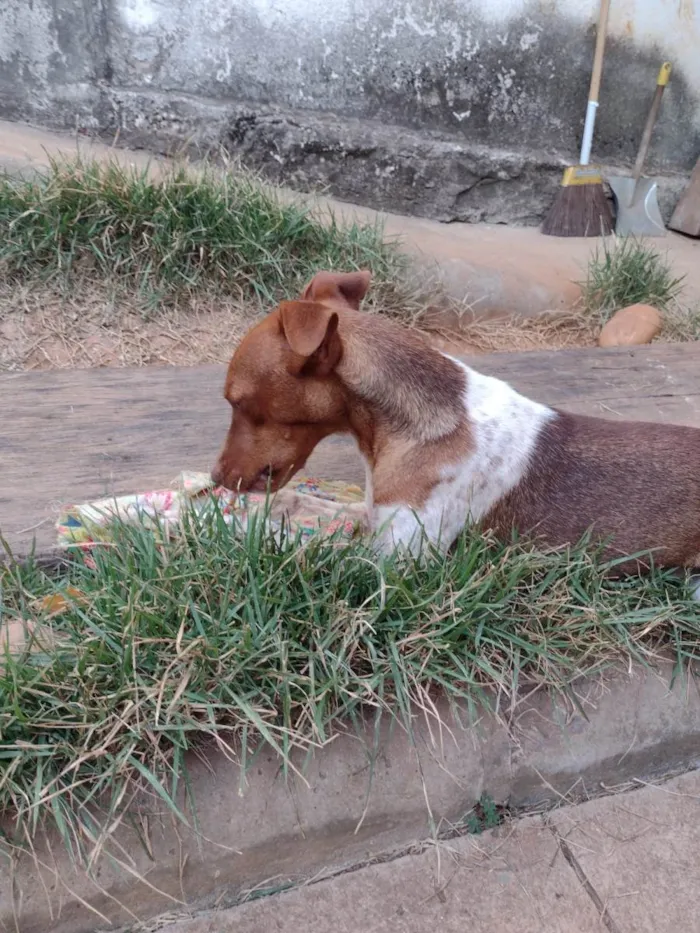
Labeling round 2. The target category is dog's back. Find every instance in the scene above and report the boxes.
[483,411,700,570]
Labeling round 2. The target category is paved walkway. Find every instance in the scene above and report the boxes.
[1,119,699,317]
[139,768,700,933]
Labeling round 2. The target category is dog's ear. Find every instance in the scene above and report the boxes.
[302,270,371,309]
[279,300,342,374]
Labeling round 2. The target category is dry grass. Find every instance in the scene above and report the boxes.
[660,300,700,343]
[0,279,600,373]
[0,279,257,371]
[429,308,597,356]
[5,279,696,376]
[460,302,700,352]
[2,280,696,377]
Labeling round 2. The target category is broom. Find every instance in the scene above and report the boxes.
[542,0,614,237]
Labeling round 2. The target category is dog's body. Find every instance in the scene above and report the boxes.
[213,270,700,580]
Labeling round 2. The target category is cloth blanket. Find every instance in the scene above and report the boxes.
[56,472,368,551]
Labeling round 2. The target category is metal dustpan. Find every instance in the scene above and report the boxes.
[608,175,665,236]
[608,62,671,237]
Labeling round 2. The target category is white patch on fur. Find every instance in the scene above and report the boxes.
[690,575,700,602]
[371,358,555,555]
[373,503,434,555]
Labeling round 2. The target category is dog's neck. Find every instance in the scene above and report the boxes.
[336,312,466,441]
[330,312,471,505]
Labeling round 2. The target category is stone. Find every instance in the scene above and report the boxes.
[598,303,662,348]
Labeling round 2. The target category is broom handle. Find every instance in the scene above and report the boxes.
[579,0,611,166]
[629,62,672,205]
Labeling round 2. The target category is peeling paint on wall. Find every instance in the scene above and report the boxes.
[89,0,700,168]
[120,0,161,32]
[0,0,698,179]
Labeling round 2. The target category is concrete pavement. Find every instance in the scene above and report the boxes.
[150,769,700,933]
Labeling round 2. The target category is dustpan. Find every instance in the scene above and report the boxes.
[608,63,671,237]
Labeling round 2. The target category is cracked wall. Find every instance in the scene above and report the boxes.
[1,0,698,223]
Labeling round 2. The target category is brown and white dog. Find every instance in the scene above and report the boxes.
[212,270,700,596]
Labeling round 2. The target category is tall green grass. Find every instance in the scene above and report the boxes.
[2,505,699,865]
[0,157,406,309]
[582,236,685,322]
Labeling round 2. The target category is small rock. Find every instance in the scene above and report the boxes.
[598,303,662,348]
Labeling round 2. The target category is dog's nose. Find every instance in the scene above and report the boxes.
[210,463,224,487]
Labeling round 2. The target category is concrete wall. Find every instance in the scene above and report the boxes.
[1,0,698,223]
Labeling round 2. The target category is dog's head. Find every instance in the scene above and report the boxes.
[211,270,371,491]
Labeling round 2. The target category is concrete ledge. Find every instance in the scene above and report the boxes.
[92,91,690,228]
[2,83,689,229]
[3,659,700,933]
[126,769,700,933]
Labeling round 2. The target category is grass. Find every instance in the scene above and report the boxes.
[662,301,700,343]
[2,504,700,869]
[462,794,508,835]
[0,156,408,312]
[582,236,686,323]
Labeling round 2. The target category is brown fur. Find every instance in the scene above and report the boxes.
[483,411,700,570]
[214,269,700,572]
[213,270,471,505]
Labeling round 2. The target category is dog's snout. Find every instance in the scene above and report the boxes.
[210,462,225,487]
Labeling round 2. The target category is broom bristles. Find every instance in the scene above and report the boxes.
[542,182,614,237]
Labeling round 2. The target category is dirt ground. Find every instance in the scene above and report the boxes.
[0,282,256,371]
[0,280,598,373]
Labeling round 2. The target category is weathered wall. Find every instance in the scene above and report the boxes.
[1,0,698,223]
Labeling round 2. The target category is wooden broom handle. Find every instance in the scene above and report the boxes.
[632,63,672,185]
[588,0,611,105]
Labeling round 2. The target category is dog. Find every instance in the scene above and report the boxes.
[212,270,700,594]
